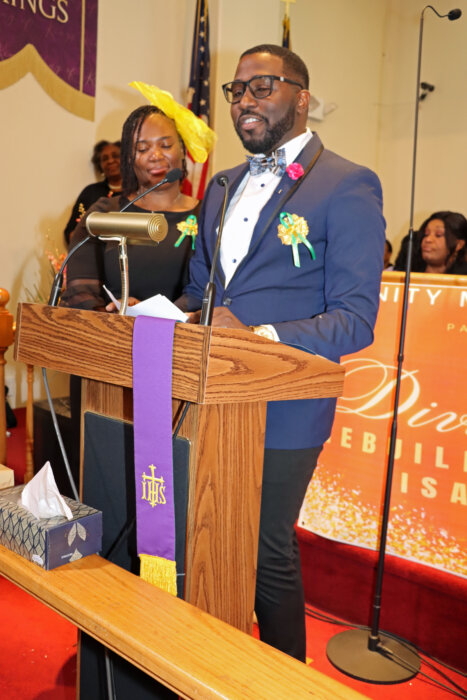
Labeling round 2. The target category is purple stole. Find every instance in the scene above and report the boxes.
[132,316,177,594]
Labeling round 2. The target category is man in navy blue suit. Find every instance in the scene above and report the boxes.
[182,44,385,661]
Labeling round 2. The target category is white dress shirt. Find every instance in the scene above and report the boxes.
[220,129,313,287]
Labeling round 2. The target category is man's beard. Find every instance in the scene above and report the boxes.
[235,103,296,154]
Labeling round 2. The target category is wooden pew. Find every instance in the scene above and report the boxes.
[0,544,368,700]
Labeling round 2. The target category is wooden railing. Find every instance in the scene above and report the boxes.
[0,544,369,700]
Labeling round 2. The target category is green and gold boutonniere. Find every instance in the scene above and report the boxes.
[277,212,316,267]
[175,214,198,249]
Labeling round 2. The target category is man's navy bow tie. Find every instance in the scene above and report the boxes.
[246,147,287,177]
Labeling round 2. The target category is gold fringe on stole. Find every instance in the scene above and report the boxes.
[140,554,177,595]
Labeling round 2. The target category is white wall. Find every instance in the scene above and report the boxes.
[2,0,465,406]
[377,0,467,248]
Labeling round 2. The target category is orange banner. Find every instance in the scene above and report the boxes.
[299,271,467,578]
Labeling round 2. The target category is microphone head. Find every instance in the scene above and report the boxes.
[216,174,229,187]
[448,8,461,20]
[166,168,183,183]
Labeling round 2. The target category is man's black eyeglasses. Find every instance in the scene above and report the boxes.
[222,75,304,104]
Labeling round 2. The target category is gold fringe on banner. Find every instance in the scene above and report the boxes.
[139,553,178,596]
[0,44,94,121]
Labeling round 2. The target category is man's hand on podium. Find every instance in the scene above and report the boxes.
[187,307,249,331]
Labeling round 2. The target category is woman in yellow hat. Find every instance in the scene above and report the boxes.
[62,84,216,310]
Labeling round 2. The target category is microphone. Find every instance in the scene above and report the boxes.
[409,4,462,232]
[424,5,462,21]
[448,8,461,20]
[120,167,183,212]
[199,175,230,326]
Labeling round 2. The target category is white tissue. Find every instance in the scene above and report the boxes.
[21,461,73,520]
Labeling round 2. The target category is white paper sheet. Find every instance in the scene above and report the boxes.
[103,285,188,322]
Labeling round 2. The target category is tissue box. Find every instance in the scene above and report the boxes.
[0,465,14,489]
[0,485,102,569]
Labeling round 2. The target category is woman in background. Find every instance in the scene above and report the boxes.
[63,140,122,246]
[383,239,393,270]
[394,211,467,274]
[61,83,216,309]
[419,211,467,274]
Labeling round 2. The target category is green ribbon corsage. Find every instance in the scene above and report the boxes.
[277,212,315,268]
[175,214,198,249]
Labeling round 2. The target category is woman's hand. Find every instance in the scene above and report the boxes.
[105,297,140,312]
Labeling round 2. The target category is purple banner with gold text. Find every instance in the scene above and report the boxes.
[0,0,98,120]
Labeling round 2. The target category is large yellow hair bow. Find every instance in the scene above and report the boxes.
[130,81,217,163]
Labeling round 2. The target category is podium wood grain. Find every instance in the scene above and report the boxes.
[14,304,344,403]
[0,545,369,700]
[179,401,266,629]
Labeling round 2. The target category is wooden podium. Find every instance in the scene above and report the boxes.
[14,302,344,634]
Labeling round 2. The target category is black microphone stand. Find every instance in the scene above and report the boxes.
[326,5,461,684]
[199,175,230,325]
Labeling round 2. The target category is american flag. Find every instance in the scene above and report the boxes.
[281,0,294,48]
[282,13,291,48]
[182,0,211,199]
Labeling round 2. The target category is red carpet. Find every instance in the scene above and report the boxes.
[0,578,76,700]
[2,409,466,699]
[298,527,467,673]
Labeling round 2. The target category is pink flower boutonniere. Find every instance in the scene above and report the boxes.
[286,162,304,180]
